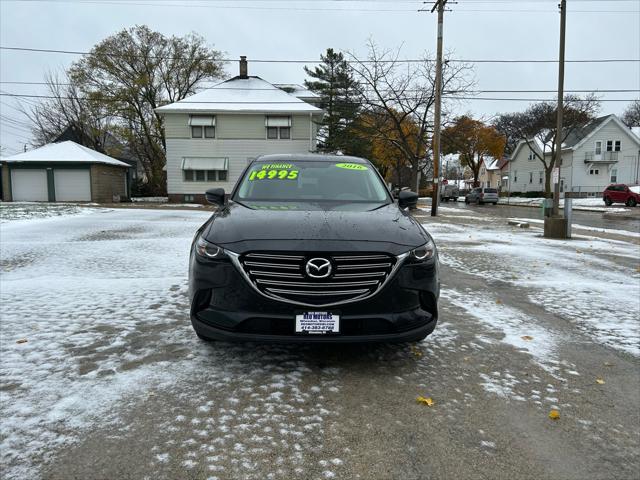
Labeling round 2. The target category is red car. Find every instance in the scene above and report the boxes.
[603,184,640,207]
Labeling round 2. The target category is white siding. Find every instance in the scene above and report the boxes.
[164,113,316,141]
[571,119,640,194]
[507,143,554,193]
[166,139,316,194]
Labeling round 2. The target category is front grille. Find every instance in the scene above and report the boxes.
[237,252,398,306]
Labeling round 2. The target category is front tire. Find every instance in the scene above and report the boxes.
[626,197,637,207]
[604,197,613,206]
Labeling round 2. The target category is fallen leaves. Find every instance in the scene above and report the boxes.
[410,345,423,358]
[521,335,534,341]
[548,410,560,420]
[596,378,605,385]
[416,396,435,407]
[16,339,27,344]
[495,299,503,305]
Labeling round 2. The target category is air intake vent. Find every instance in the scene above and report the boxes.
[237,252,398,307]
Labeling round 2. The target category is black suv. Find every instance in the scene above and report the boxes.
[188,154,439,343]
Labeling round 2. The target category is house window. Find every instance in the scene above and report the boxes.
[589,169,600,175]
[529,172,533,184]
[191,125,216,138]
[183,170,228,182]
[614,140,621,152]
[514,171,518,183]
[606,140,613,152]
[595,141,602,155]
[265,116,292,139]
[267,127,279,139]
[182,157,229,182]
[528,151,536,161]
[539,171,543,184]
[184,194,195,202]
[611,169,618,183]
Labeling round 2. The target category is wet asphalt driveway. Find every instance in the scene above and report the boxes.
[0,205,638,480]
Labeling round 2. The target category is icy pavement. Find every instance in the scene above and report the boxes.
[1,205,639,480]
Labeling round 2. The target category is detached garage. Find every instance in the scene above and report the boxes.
[1,141,130,203]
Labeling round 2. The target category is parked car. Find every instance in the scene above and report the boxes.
[440,184,459,202]
[602,184,640,207]
[465,187,499,205]
[189,154,440,343]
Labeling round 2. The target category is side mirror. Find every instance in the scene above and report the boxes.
[205,187,226,206]
[398,190,419,209]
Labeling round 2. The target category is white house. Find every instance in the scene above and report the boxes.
[507,114,640,196]
[156,57,323,203]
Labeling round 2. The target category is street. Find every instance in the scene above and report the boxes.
[420,199,640,235]
[1,204,639,480]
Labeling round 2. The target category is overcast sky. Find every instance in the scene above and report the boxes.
[1,0,638,155]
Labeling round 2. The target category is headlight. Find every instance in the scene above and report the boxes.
[410,239,436,261]
[195,236,225,259]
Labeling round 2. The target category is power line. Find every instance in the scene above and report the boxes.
[1,46,638,64]
[4,92,635,103]
[0,81,637,95]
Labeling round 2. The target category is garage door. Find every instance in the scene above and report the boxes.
[11,169,48,201]
[53,169,91,202]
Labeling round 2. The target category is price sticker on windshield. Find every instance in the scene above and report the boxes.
[335,163,368,171]
[249,169,299,181]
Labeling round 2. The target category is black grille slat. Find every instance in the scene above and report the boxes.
[238,251,397,306]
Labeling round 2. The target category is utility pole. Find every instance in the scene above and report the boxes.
[430,0,447,217]
[544,0,568,238]
[552,0,566,216]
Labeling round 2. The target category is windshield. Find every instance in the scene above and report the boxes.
[234,160,391,204]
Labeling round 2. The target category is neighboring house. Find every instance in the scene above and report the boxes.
[156,57,324,203]
[273,84,321,107]
[54,123,145,187]
[477,157,503,189]
[1,141,129,203]
[507,114,640,196]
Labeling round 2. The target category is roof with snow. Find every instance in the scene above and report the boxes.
[156,76,323,114]
[273,84,320,100]
[0,141,130,167]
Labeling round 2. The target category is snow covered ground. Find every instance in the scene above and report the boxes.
[427,212,640,357]
[1,204,638,479]
[491,196,632,213]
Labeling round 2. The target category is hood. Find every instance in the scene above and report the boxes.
[203,202,429,252]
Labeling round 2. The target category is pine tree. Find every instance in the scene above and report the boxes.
[304,49,366,156]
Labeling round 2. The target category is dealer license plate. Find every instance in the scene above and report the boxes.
[295,312,340,334]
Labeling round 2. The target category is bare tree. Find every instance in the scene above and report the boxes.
[622,100,640,128]
[494,95,600,197]
[24,71,113,151]
[25,26,225,194]
[346,41,473,189]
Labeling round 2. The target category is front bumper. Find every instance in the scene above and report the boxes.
[188,251,439,343]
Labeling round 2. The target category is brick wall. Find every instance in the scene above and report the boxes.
[90,164,127,203]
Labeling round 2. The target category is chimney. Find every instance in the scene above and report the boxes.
[239,56,248,78]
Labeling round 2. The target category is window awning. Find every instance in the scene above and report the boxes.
[182,157,228,170]
[189,115,216,126]
[265,116,291,127]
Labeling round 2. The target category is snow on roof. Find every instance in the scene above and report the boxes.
[273,84,320,99]
[156,76,323,114]
[0,141,130,167]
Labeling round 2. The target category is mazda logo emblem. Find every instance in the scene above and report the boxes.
[305,258,332,279]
